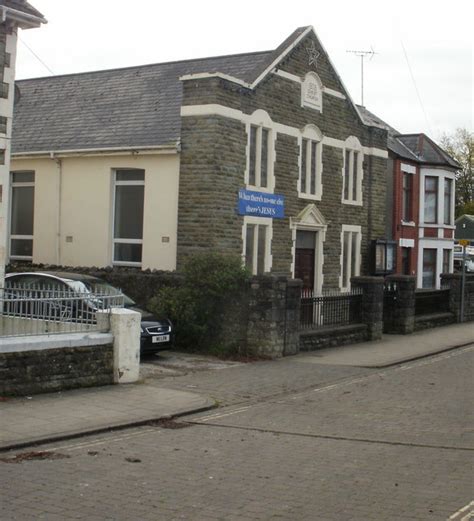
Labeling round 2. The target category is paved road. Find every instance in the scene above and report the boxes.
[1,346,473,521]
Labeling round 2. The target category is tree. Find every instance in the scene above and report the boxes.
[440,128,474,216]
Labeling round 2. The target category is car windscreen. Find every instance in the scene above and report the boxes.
[66,280,136,307]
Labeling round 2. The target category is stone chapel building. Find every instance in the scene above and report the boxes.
[10,26,389,292]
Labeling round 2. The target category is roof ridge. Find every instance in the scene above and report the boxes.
[16,49,273,83]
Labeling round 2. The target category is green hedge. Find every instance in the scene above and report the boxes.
[6,262,181,310]
[148,252,251,356]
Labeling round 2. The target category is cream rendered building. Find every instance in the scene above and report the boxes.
[10,152,180,270]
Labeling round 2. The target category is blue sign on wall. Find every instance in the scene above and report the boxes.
[238,189,285,219]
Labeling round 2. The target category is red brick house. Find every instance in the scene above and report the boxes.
[358,107,459,288]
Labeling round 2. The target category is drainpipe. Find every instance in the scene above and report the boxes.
[50,152,62,265]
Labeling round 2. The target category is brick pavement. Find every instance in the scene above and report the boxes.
[1,346,472,521]
[142,354,370,407]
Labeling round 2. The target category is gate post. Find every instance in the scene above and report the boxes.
[351,276,384,341]
[384,275,416,334]
[246,275,301,358]
[440,273,462,322]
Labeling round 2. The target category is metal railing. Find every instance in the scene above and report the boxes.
[300,288,363,329]
[415,288,450,316]
[0,284,125,338]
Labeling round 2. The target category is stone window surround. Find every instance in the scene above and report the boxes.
[241,215,273,275]
[290,204,327,295]
[301,71,323,112]
[112,169,145,268]
[339,224,362,292]
[244,109,276,194]
[341,136,364,206]
[297,124,323,201]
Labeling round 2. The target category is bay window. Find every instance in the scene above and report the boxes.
[424,176,438,224]
[444,178,453,225]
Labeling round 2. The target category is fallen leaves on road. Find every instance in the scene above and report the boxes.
[148,418,193,429]
[0,451,71,464]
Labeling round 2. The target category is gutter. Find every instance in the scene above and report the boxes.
[0,5,47,27]
[11,143,180,159]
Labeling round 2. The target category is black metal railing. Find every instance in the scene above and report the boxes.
[300,288,363,329]
[415,289,450,316]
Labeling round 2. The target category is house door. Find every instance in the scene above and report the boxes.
[295,230,317,291]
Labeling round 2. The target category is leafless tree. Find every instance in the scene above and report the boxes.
[440,128,474,216]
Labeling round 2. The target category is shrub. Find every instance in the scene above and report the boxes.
[148,252,251,355]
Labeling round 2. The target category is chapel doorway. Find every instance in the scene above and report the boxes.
[295,230,317,291]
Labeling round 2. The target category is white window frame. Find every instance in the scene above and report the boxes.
[298,124,323,201]
[416,239,454,289]
[419,168,455,229]
[341,136,363,206]
[242,216,273,275]
[339,224,362,291]
[245,110,275,193]
[112,169,145,267]
[9,171,35,261]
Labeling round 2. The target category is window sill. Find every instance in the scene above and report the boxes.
[342,199,363,207]
[420,224,456,229]
[401,221,416,227]
[112,261,142,267]
[298,192,322,202]
[245,184,275,194]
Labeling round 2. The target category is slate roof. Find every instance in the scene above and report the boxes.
[11,26,329,154]
[396,134,459,168]
[0,0,45,21]
[12,51,272,154]
[357,105,459,168]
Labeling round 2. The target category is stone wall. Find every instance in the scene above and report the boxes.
[441,272,474,323]
[300,324,368,351]
[0,338,114,396]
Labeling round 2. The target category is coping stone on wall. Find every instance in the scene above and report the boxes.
[0,333,114,353]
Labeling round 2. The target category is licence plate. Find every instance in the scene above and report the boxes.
[152,335,170,344]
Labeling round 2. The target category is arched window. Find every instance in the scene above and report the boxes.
[299,124,323,200]
[245,110,275,193]
[342,136,363,205]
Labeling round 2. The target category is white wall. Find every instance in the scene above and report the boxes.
[0,29,18,285]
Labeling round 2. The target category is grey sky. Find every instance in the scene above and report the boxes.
[15,0,473,141]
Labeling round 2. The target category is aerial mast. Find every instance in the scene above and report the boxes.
[346,48,377,106]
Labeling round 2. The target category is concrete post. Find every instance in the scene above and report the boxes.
[97,308,141,384]
[351,276,384,341]
[384,275,416,334]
